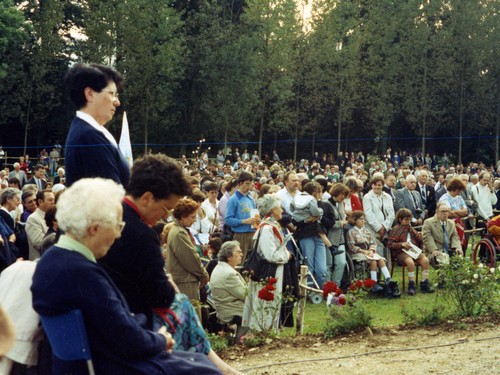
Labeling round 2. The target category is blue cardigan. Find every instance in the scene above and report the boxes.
[32,247,220,374]
[64,117,130,187]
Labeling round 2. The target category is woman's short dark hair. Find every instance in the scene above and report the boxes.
[65,63,124,109]
[345,178,358,192]
[173,198,199,220]
[396,208,412,223]
[370,176,385,186]
[203,181,218,193]
[127,155,192,200]
[447,178,466,192]
[329,183,350,198]
[348,210,365,226]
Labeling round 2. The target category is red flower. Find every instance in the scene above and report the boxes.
[322,281,338,299]
[338,295,347,305]
[355,280,363,289]
[258,288,275,301]
[348,284,357,291]
[363,279,376,288]
[335,288,344,296]
[265,283,276,291]
[268,277,278,284]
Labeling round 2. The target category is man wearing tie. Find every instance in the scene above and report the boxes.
[422,202,463,268]
[415,170,436,219]
[395,174,425,226]
[25,165,47,191]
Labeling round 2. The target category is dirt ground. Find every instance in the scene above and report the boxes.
[222,318,500,374]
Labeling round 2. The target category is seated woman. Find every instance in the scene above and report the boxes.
[242,194,297,332]
[388,208,434,295]
[31,178,221,374]
[346,210,393,297]
[165,198,209,302]
[210,241,247,338]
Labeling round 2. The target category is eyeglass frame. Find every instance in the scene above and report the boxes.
[101,89,120,101]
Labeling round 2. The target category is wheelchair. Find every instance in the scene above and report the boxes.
[471,233,499,267]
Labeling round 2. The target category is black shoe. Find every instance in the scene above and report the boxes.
[329,246,344,256]
[371,283,384,294]
[385,280,401,299]
[408,281,416,296]
[420,280,435,293]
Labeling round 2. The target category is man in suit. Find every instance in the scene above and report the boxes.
[395,174,425,225]
[25,165,47,191]
[422,202,463,268]
[209,241,247,338]
[8,163,27,187]
[383,173,397,208]
[415,170,436,219]
[25,190,55,260]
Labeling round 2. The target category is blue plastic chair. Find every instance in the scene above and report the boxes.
[40,309,96,375]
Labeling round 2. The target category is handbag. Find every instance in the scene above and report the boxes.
[242,230,277,282]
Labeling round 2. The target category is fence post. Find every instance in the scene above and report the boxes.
[296,265,308,335]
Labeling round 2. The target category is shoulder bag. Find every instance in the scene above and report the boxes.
[242,228,277,282]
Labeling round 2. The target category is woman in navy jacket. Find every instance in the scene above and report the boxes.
[64,63,130,187]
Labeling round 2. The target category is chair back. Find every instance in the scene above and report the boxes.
[40,309,95,374]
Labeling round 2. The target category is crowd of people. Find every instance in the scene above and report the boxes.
[1,63,500,374]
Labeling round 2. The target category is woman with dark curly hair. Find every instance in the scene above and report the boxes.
[165,198,209,301]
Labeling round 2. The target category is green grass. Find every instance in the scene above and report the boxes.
[279,265,455,336]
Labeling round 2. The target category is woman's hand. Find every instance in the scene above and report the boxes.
[377,227,386,238]
[402,242,411,249]
[158,326,175,353]
[166,274,180,293]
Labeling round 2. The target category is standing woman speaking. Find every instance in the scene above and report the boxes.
[64,63,130,187]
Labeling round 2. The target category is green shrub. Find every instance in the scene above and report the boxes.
[206,333,229,352]
[439,257,500,317]
[324,302,373,339]
[401,303,447,327]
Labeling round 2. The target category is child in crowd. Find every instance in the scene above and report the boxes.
[291,181,343,256]
[347,210,398,297]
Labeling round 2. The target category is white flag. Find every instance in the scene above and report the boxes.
[119,111,133,167]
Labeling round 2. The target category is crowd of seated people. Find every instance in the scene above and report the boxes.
[3,132,500,373]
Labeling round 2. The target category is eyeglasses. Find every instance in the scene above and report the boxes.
[117,221,126,233]
[160,203,172,218]
[101,89,119,101]
[437,210,450,214]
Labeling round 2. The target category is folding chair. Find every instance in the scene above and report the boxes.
[40,309,95,375]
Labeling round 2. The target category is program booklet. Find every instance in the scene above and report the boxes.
[402,243,422,260]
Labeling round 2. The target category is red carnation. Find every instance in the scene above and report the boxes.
[363,279,376,288]
[258,288,275,301]
[265,283,276,291]
[355,280,363,289]
[338,295,347,305]
[348,284,357,291]
[335,288,344,296]
[322,281,338,299]
[268,277,278,284]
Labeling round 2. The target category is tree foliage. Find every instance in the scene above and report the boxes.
[0,0,498,163]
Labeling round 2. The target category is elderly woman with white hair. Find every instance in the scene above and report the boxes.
[242,194,297,332]
[31,178,221,374]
